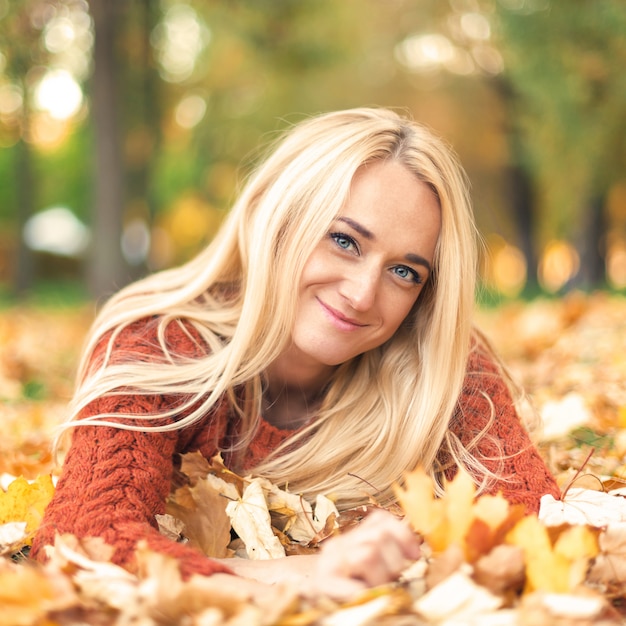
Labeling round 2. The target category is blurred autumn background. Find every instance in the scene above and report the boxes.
[0,0,625,303]
[1,1,626,475]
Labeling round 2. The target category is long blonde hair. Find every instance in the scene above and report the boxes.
[65,107,479,508]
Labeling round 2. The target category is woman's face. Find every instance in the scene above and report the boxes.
[288,159,441,374]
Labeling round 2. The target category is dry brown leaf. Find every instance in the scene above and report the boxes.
[424,543,465,590]
[155,512,187,542]
[180,449,214,484]
[587,523,626,597]
[136,546,299,626]
[166,481,233,558]
[473,543,526,595]
[226,479,286,560]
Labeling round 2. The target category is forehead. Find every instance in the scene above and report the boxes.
[337,160,441,262]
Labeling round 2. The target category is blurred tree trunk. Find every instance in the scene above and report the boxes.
[574,194,607,289]
[13,133,35,296]
[89,0,128,300]
[1,5,43,297]
[507,164,538,293]
[123,0,161,280]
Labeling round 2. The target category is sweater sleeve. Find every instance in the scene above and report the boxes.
[445,339,561,513]
[31,319,233,579]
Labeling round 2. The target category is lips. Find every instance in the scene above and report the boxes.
[317,298,367,330]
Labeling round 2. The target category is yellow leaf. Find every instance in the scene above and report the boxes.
[394,467,447,551]
[472,493,510,531]
[554,524,599,561]
[445,469,476,547]
[0,475,55,543]
[505,515,595,594]
[554,525,599,589]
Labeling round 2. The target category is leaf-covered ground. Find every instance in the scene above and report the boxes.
[1,293,626,625]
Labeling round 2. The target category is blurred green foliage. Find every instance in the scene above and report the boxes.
[0,0,625,300]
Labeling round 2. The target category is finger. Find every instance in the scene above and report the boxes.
[319,525,414,586]
[361,510,421,559]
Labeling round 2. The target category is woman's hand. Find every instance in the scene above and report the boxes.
[216,509,420,601]
[309,508,421,600]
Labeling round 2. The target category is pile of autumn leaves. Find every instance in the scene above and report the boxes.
[2,296,626,625]
[2,454,626,625]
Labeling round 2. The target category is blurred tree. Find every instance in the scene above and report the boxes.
[89,0,163,297]
[89,0,127,298]
[4,0,625,298]
[493,0,626,288]
[0,0,93,296]
[0,1,46,294]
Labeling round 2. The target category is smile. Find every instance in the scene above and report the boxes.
[317,298,367,331]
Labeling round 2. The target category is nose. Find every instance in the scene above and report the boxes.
[339,264,380,312]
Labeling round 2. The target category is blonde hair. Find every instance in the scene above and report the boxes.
[65,107,479,508]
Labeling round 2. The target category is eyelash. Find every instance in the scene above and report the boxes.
[330,232,359,253]
[329,232,423,285]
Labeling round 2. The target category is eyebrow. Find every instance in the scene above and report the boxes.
[336,216,433,273]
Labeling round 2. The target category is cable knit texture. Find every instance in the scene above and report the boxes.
[31,318,560,577]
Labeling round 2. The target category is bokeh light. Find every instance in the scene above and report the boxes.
[34,69,83,120]
[395,34,456,72]
[483,235,527,297]
[175,93,207,129]
[23,207,90,257]
[538,240,580,293]
[151,4,210,83]
[460,12,491,41]
[121,218,151,266]
[607,240,626,289]
[0,83,23,116]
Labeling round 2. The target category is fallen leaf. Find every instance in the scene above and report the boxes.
[155,512,187,542]
[394,466,448,552]
[166,475,234,558]
[0,558,75,626]
[506,515,598,593]
[539,487,626,527]
[226,479,286,559]
[0,474,55,543]
[518,590,619,625]
[0,521,27,556]
[473,543,526,595]
[414,570,503,622]
[587,522,626,596]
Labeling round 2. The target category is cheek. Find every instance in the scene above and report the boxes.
[383,292,420,334]
[299,248,333,288]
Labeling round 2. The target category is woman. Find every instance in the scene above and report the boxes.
[32,107,559,598]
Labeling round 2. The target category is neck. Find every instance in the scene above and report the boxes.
[264,346,336,399]
[262,352,336,430]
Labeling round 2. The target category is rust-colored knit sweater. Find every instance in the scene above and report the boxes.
[31,318,560,576]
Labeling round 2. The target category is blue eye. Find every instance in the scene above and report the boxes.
[393,265,422,284]
[330,232,358,253]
